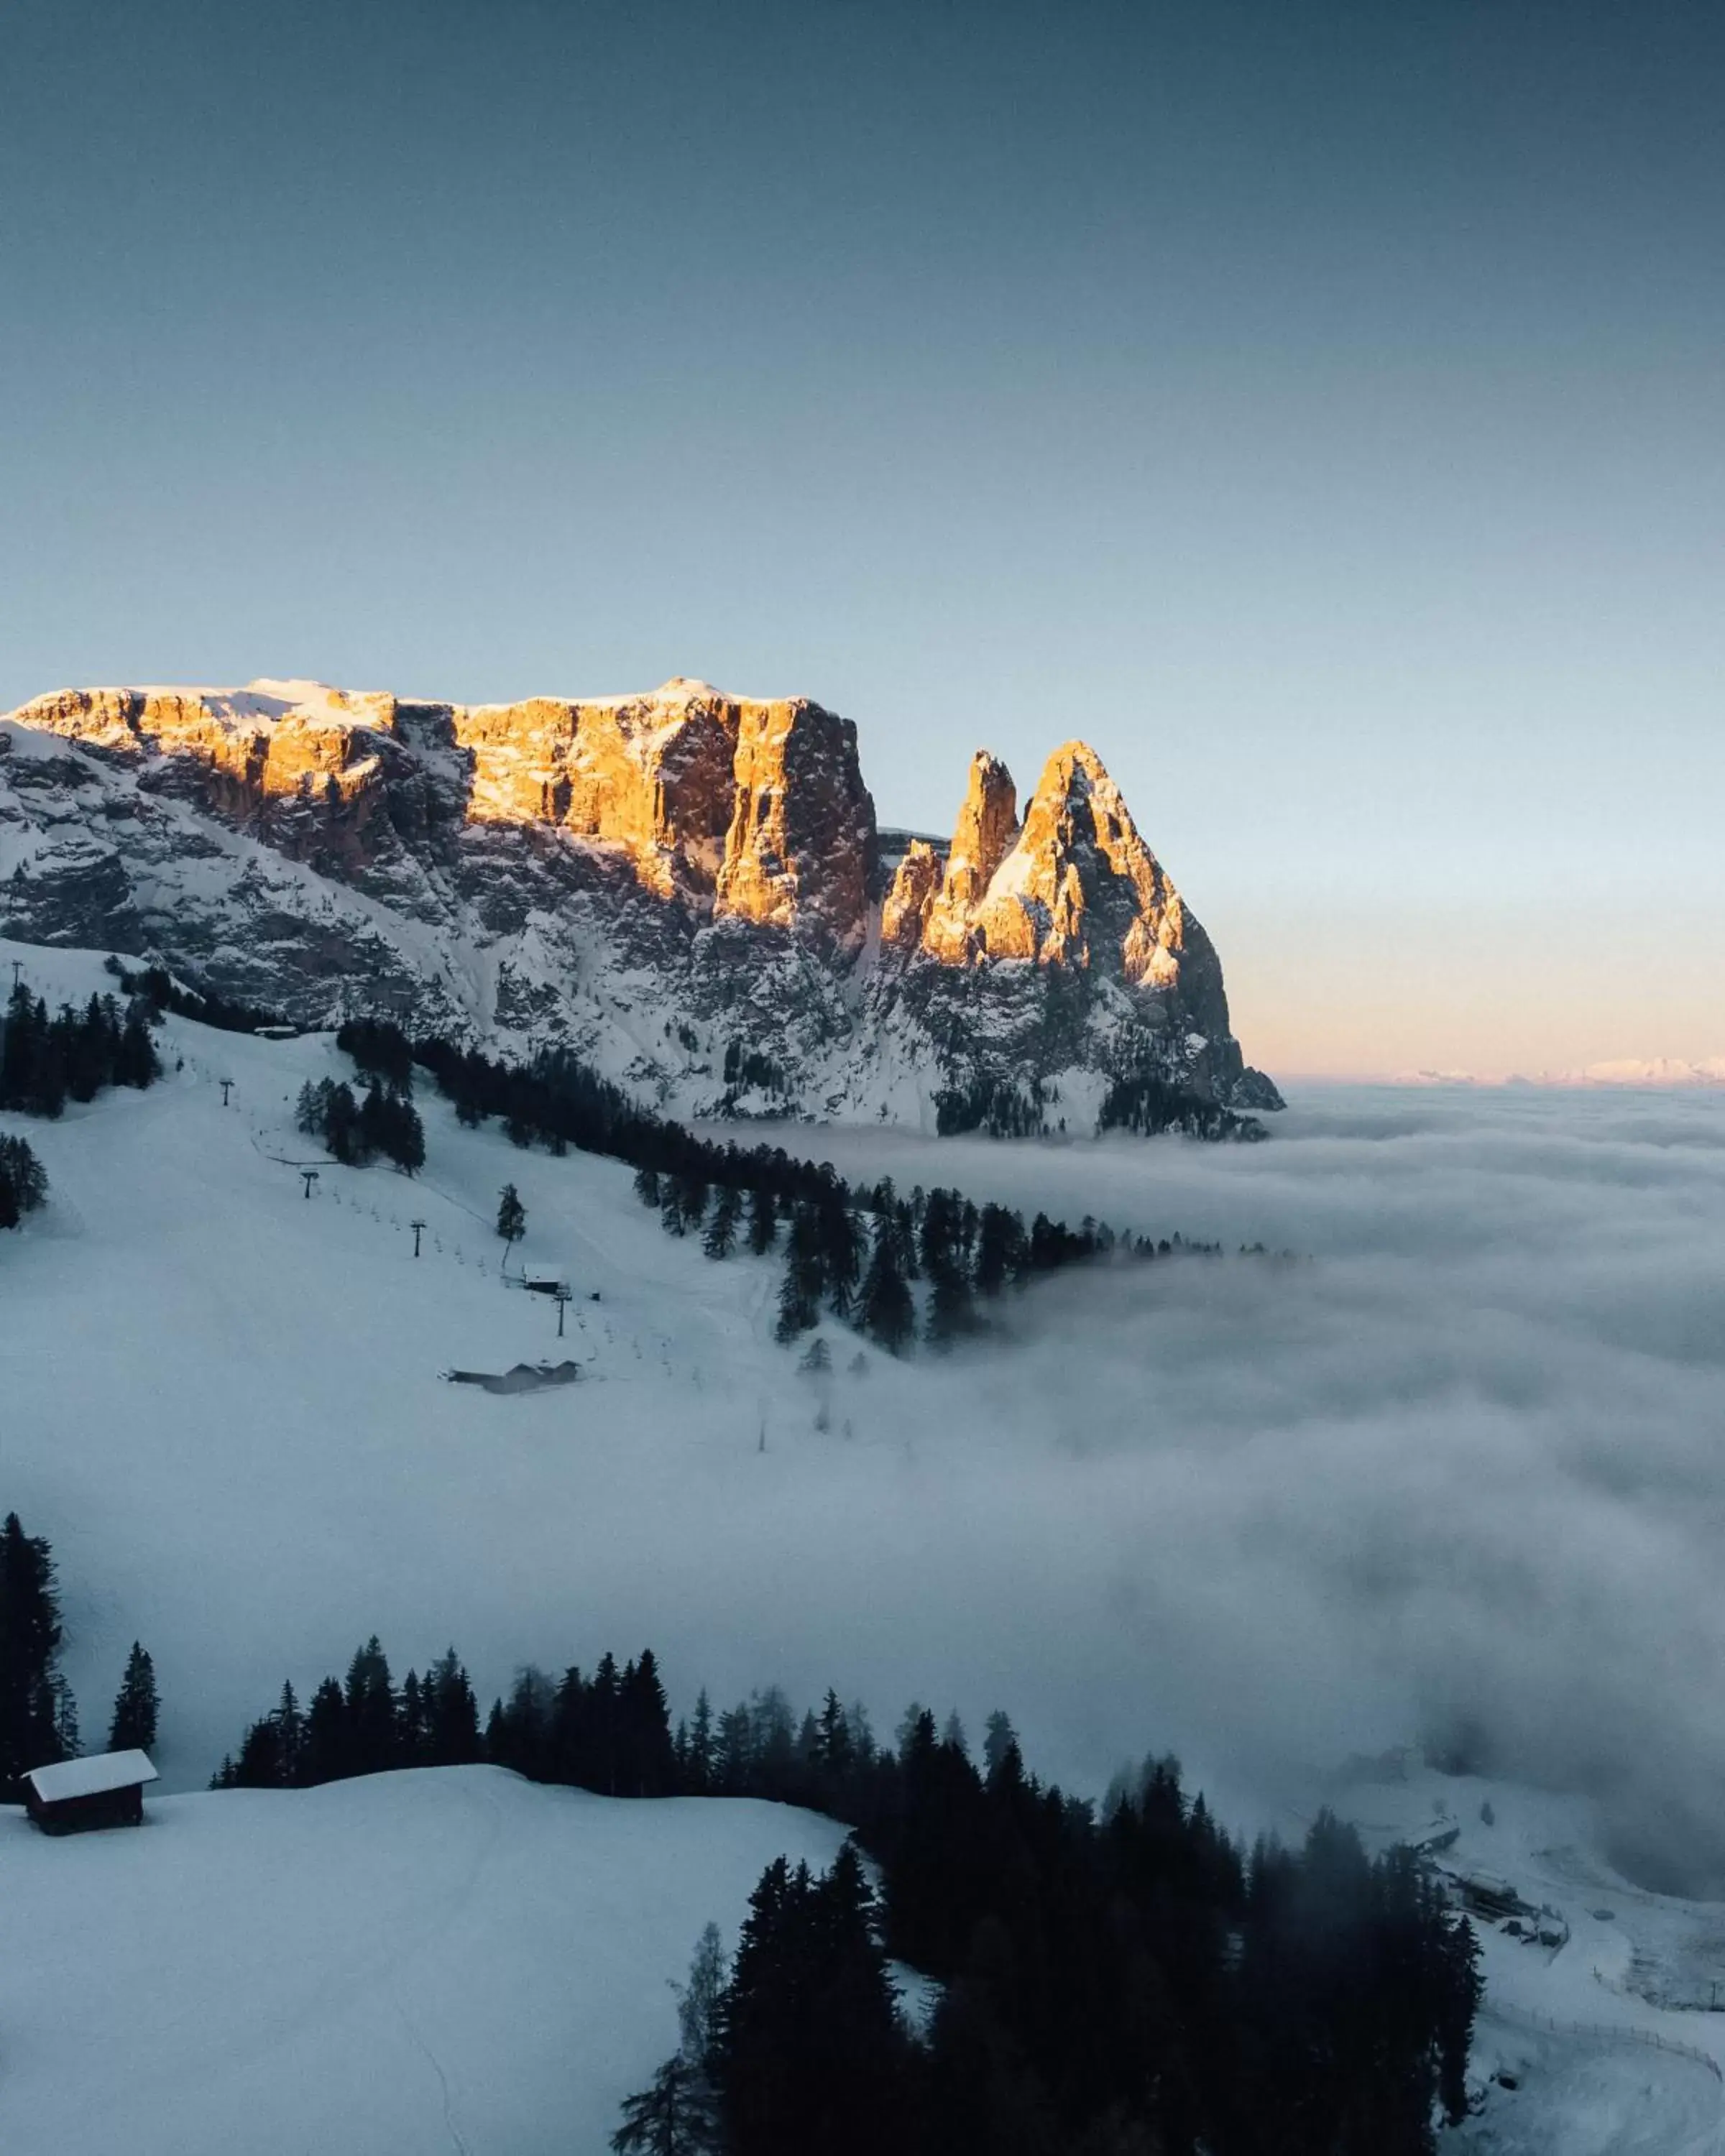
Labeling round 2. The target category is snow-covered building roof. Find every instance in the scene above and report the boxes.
[24,1750,159,1804]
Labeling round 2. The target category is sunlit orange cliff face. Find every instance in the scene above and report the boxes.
[17,678,1207,990]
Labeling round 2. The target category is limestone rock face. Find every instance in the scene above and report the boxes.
[882,841,944,950]
[970,743,1208,986]
[922,752,1018,963]
[714,694,875,947]
[13,676,878,949]
[1,673,1278,1126]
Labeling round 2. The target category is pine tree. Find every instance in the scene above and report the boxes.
[773,1209,822,1343]
[0,1133,49,1229]
[676,1920,729,2073]
[107,1641,160,1754]
[0,1511,66,1785]
[424,1647,482,1765]
[619,1648,677,1797]
[859,1218,916,1355]
[745,1184,778,1256]
[924,1263,977,1350]
[496,1182,527,1248]
[274,1681,304,1784]
[114,1006,160,1089]
[50,1672,80,1760]
[685,1688,715,1795]
[715,1843,909,2156]
[301,1675,349,1784]
[344,1636,397,1774]
[983,1709,1018,1781]
[610,2054,721,2155]
[702,1184,741,1259]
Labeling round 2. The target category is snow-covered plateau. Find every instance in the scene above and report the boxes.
[6,938,1725,2152]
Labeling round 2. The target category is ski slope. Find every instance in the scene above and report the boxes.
[0,1764,849,2156]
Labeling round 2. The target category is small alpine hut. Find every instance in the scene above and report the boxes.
[22,1750,159,1835]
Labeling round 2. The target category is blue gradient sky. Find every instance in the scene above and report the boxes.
[2,1,1719,1073]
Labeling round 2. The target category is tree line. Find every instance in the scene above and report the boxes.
[211,1636,484,1788]
[0,982,158,1117]
[1099,1071,1267,1142]
[0,1512,157,1795]
[295,1076,426,1174]
[330,1018,1274,1356]
[111,959,290,1036]
[206,1619,1479,2156]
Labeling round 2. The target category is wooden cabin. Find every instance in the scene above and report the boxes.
[23,1749,158,1835]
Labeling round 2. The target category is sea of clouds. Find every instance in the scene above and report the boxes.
[22,1067,1725,1895]
[740,1087,1725,1891]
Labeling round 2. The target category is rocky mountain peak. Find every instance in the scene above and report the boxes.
[904,737,1195,990]
[968,739,1189,986]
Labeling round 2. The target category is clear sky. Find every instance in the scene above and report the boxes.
[1,1,1719,1075]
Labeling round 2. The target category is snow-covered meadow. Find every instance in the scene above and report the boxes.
[0,1766,848,2156]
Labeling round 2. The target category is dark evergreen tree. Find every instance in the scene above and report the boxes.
[423,1647,483,1764]
[618,1648,678,1797]
[496,1182,527,1248]
[0,1133,49,1230]
[702,1184,741,1259]
[301,1675,349,1783]
[0,1511,67,1787]
[344,1636,398,1774]
[858,1218,916,1355]
[610,2055,722,2155]
[773,1208,822,1342]
[107,1640,160,1753]
[745,1185,778,1256]
[715,1843,911,2156]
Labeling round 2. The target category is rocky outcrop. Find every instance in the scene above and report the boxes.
[1,674,1279,1127]
[714,694,875,947]
[13,677,878,951]
[882,842,943,950]
[922,752,1018,962]
[868,740,1279,1114]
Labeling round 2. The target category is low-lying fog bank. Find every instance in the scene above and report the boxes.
[14,1046,1725,1901]
[732,1087,1725,1893]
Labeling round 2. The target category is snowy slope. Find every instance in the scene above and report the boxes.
[1340,1766,1725,2155]
[0,1765,848,2156]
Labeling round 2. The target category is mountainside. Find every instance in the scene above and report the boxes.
[0,676,1279,1127]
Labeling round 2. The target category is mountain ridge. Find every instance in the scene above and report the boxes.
[0,676,1280,1130]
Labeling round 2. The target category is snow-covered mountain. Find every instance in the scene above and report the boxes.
[0,677,1279,1126]
[1388,1060,1725,1091]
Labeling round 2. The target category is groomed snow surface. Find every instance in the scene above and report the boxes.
[0,1766,849,2156]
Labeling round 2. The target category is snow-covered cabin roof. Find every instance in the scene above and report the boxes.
[23,1750,159,1803]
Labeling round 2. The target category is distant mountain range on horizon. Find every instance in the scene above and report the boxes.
[1382,1059,1725,1091]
